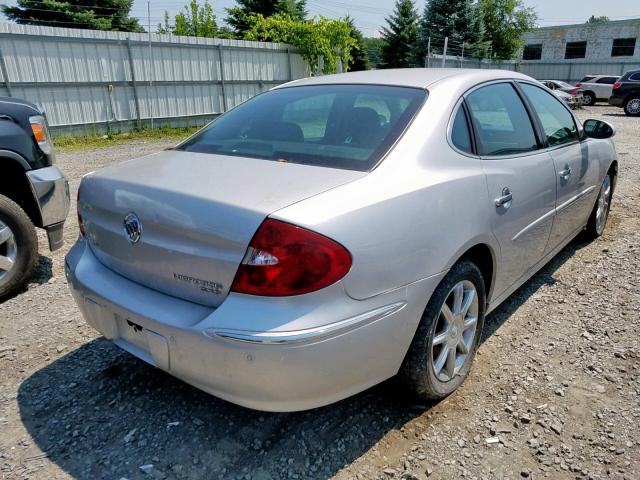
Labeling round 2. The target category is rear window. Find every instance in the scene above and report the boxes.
[579,76,595,83]
[177,84,426,171]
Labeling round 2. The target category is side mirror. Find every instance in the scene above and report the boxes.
[583,119,616,139]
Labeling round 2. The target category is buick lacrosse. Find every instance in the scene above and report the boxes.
[66,69,617,411]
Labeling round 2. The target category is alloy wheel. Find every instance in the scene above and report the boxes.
[0,220,17,286]
[595,175,611,235]
[627,98,640,115]
[431,280,478,382]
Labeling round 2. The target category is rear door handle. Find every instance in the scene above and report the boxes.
[495,188,513,208]
[559,165,572,180]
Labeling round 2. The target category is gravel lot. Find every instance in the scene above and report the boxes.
[1,105,639,480]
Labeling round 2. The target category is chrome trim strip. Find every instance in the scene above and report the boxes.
[207,301,406,346]
[512,185,596,242]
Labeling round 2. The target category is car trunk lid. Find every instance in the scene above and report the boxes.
[79,150,363,307]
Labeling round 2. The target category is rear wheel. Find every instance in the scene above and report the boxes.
[0,194,38,300]
[583,91,596,106]
[624,97,640,116]
[585,173,612,238]
[400,260,486,400]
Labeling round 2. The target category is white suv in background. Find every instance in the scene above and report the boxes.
[576,74,619,105]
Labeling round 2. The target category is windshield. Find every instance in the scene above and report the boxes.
[177,84,426,172]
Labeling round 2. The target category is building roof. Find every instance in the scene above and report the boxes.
[529,17,640,31]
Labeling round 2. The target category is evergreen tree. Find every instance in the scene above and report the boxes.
[345,16,370,71]
[416,0,488,62]
[226,0,306,36]
[380,0,419,69]
[362,37,383,68]
[2,0,143,32]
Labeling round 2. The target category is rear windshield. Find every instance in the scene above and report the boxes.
[579,76,595,82]
[177,84,426,171]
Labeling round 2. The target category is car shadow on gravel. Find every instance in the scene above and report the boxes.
[0,255,52,304]
[16,235,594,480]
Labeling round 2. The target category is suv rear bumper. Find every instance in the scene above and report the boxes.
[65,237,440,411]
[26,165,70,250]
[608,95,625,107]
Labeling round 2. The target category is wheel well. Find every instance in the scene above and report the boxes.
[458,244,495,301]
[608,161,618,194]
[0,159,41,226]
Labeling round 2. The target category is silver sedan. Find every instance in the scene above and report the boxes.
[66,69,617,411]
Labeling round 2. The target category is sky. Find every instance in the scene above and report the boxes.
[129,0,640,37]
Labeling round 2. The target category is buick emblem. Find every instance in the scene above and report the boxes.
[123,212,142,244]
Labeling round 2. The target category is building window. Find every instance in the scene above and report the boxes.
[522,44,542,60]
[611,38,636,57]
[565,41,587,59]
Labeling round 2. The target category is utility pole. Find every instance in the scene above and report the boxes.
[148,0,154,130]
[442,37,448,68]
[461,42,465,68]
[426,37,431,68]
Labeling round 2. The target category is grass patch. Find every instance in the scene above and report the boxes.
[53,126,201,153]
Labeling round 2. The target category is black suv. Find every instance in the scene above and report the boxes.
[609,69,640,116]
[0,97,70,299]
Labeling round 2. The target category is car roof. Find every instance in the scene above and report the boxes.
[275,68,535,90]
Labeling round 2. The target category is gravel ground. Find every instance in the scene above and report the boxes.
[0,105,639,480]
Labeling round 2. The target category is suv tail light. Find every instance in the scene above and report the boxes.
[575,82,582,87]
[231,219,352,296]
[568,88,579,94]
[612,82,621,90]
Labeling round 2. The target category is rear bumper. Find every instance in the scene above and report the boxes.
[26,165,70,250]
[65,238,441,411]
[608,95,625,107]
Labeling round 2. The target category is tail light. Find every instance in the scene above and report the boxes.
[231,218,352,296]
[612,82,621,90]
[575,82,582,87]
[77,184,85,236]
[568,88,579,94]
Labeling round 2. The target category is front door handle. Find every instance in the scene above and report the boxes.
[559,165,572,180]
[495,187,513,208]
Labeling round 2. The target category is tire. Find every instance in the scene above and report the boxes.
[585,173,613,239]
[0,194,38,300]
[582,91,596,106]
[400,260,486,400]
[623,96,640,116]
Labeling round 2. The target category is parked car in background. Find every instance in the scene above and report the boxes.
[0,97,70,299]
[609,69,640,116]
[548,88,582,109]
[67,69,618,412]
[541,80,583,97]
[575,75,619,106]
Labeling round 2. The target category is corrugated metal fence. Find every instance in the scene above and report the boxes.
[0,22,310,136]
[429,54,639,82]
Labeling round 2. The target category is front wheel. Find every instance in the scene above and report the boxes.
[400,260,486,400]
[0,194,38,300]
[624,97,640,116]
[585,173,612,238]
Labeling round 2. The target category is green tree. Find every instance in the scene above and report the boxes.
[245,14,355,74]
[586,15,609,23]
[345,16,370,71]
[226,0,306,36]
[380,0,419,68]
[478,0,537,59]
[2,0,143,31]
[416,0,489,61]
[363,37,383,68]
[157,0,217,38]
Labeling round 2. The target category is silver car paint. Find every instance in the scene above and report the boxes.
[66,69,617,411]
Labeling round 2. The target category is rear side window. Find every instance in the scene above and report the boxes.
[466,83,538,156]
[579,76,595,83]
[630,72,640,81]
[451,106,472,154]
[596,76,618,84]
[519,83,579,148]
[177,84,426,172]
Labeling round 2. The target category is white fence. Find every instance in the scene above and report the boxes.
[0,23,310,136]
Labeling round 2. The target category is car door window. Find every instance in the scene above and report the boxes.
[519,83,579,148]
[465,83,538,156]
[451,105,473,154]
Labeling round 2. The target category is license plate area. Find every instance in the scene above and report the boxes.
[117,315,149,351]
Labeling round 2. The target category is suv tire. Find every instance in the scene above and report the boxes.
[582,91,596,106]
[0,194,38,300]
[623,96,640,116]
[400,260,486,400]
